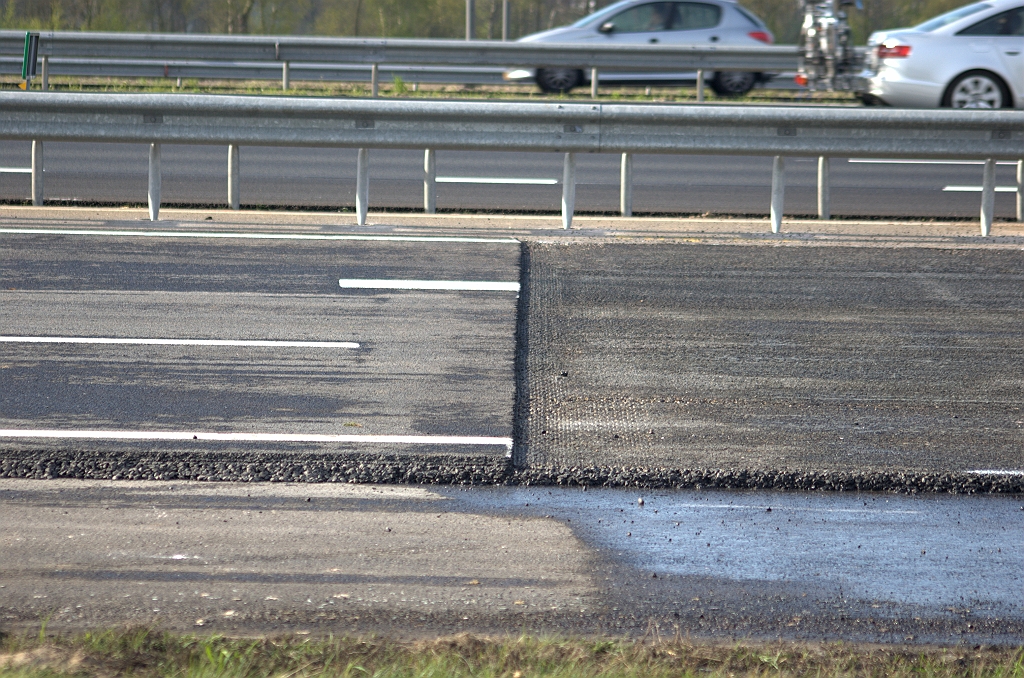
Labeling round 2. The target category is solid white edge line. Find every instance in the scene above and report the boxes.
[970,469,1024,476]
[942,186,1018,192]
[0,336,359,348]
[436,177,558,185]
[0,429,513,451]
[0,168,32,173]
[339,279,519,292]
[848,159,1018,166]
[0,228,519,244]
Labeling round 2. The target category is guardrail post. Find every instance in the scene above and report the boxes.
[620,152,632,217]
[817,156,830,220]
[466,0,475,39]
[562,152,576,229]
[591,68,598,98]
[1017,159,1022,223]
[502,0,510,41]
[281,61,290,91]
[770,155,784,233]
[980,158,995,237]
[356,148,369,225]
[424,148,436,214]
[31,140,42,206]
[371,64,379,97]
[228,144,240,210]
[41,56,48,91]
[696,70,705,102]
[148,143,161,221]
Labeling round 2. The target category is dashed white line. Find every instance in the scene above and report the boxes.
[0,336,359,348]
[0,228,519,244]
[339,279,520,292]
[0,429,513,451]
[436,177,558,185]
[0,167,32,174]
[848,159,1020,166]
[942,186,1019,193]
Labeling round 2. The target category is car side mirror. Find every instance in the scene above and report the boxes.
[598,21,615,33]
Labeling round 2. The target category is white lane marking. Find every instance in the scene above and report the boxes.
[0,167,32,173]
[0,336,359,348]
[661,503,920,515]
[436,176,558,185]
[339,279,519,292]
[0,228,519,244]
[970,469,1024,476]
[0,429,513,451]
[942,186,1019,192]
[848,159,1019,166]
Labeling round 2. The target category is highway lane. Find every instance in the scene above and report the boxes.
[0,229,520,473]
[1,141,1020,219]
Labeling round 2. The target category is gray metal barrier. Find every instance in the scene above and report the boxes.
[2,91,1021,233]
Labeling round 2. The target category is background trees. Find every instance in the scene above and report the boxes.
[0,0,973,44]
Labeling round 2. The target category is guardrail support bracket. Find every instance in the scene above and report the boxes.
[228,144,240,210]
[817,156,830,220]
[424,149,436,214]
[770,155,784,234]
[591,69,599,99]
[356,148,369,225]
[281,61,290,91]
[31,140,43,206]
[620,153,632,217]
[562,152,576,230]
[371,64,379,97]
[41,56,49,92]
[696,69,705,103]
[148,143,161,221]
[980,158,995,237]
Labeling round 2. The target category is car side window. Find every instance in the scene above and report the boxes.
[957,6,1024,35]
[671,2,722,30]
[606,2,675,32]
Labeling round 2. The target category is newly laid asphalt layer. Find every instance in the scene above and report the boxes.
[1,479,1021,643]
[1,211,1023,491]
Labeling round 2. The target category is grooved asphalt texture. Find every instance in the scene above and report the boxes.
[516,242,1024,490]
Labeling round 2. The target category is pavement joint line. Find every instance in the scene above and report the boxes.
[339,279,520,292]
[0,336,360,348]
[0,227,520,244]
[0,429,513,451]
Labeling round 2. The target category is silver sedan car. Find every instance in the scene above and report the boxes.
[503,0,775,95]
[858,0,1023,108]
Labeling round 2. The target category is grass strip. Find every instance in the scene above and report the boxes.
[1,627,1022,678]
[1,75,859,106]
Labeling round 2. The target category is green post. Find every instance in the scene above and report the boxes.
[22,32,39,87]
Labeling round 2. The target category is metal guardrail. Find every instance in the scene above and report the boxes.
[1,30,802,95]
[1,91,1021,233]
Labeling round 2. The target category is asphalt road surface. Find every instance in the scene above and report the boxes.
[0,227,520,478]
[1,141,1020,219]
[1,479,1021,644]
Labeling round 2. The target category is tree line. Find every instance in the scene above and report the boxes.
[1,0,975,45]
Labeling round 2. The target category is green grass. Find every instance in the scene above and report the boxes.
[1,628,1022,678]
[2,75,859,106]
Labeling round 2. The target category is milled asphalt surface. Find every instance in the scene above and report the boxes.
[1,479,1021,644]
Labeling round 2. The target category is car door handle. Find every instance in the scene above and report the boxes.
[649,37,659,43]
[710,36,719,42]
[1006,50,1021,55]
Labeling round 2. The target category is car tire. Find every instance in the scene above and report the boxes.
[942,70,1011,109]
[536,68,583,94]
[709,71,757,96]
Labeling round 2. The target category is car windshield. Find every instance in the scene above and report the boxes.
[914,2,991,31]
[571,0,635,26]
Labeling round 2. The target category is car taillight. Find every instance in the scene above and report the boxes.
[794,73,808,86]
[748,31,773,44]
[877,43,911,58]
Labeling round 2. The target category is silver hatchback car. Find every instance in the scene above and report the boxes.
[504,0,775,95]
[858,0,1023,108]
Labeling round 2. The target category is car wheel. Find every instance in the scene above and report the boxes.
[536,68,583,94]
[709,71,757,96]
[942,70,1010,109]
